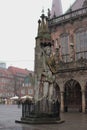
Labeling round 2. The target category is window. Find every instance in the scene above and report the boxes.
[28,89,33,95]
[21,89,25,95]
[60,34,69,62]
[75,28,87,60]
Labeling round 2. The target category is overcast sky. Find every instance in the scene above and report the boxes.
[0,0,75,71]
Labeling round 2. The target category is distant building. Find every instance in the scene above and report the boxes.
[8,66,34,97]
[0,66,34,102]
[0,62,6,68]
[20,73,34,97]
[0,68,14,101]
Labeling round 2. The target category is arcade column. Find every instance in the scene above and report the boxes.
[82,90,86,113]
[60,91,64,112]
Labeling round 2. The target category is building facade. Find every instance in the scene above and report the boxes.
[20,72,34,97]
[8,66,34,98]
[34,0,87,113]
[0,68,14,101]
[0,66,34,102]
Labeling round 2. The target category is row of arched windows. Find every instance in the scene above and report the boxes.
[54,28,87,62]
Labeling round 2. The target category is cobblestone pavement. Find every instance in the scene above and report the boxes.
[0,105,87,130]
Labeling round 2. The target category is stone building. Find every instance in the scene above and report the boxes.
[34,0,87,113]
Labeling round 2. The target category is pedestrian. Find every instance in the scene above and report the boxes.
[55,99,60,117]
[17,99,21,108]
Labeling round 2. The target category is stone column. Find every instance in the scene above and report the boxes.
[82,90,86,113]
[60,91,64,112]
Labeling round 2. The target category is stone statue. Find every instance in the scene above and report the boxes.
[48,8,51,19]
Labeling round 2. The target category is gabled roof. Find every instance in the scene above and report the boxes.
[67,0,86,13]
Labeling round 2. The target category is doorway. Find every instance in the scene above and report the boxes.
[64,79,82,112]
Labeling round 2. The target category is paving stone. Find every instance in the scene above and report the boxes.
[0,105,87,130]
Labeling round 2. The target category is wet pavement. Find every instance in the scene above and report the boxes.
[0,104,87,130]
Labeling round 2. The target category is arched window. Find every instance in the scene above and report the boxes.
[75,28,87,60]
[60,33,69,62]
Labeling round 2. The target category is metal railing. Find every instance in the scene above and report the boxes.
[48,7,87,26]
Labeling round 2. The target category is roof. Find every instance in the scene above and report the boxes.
[66,0,86,13]
[8,66,30,77]
[0,68,13,78]
[51,0,63,18]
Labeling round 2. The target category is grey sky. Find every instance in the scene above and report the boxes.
[0,0,75,70]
